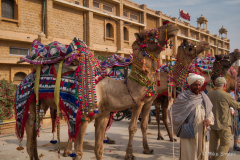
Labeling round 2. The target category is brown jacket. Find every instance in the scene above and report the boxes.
[207,88,240,130]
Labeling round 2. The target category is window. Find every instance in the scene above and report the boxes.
[130,13,138,20]
[13,72,26,81]
[93,1,100,8]
[191,33,195,39]
[201,37,203,41]
[123,11,128,17]
[10,47,29,56]
[103,4,113,12]
[106,23,113,38]
[1,0,14,19]
[124,27,129,41]
[181,30,185,36]
[74,1,80,5]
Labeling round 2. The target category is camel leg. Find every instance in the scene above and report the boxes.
[74,121,89,160]
[94,115,110,160]
[63,139,72,157]
[154,99,164,140]
[124,106,142,160]
[162,102,177,142]
[25,102,39,160]
[141,102,154,154]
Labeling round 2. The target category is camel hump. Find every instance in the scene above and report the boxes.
[19,37,89,65]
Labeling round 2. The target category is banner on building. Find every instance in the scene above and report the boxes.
[179,9,190,23]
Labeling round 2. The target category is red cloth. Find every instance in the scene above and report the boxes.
[201,81,208,91]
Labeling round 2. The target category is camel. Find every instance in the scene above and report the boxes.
[211,51,240,92]
[21,23,179,160]
[153,40,210,141]
[154,50,240,142]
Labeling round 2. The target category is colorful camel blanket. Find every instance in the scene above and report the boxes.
[15,37,133,141]
[15,38,103,141]
[101,54,133,70]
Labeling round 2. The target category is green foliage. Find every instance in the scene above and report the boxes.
[0,79,17,120]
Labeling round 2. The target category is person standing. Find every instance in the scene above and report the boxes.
[171,73,214,160]
[208,77,240,160]
[230,81,240,151]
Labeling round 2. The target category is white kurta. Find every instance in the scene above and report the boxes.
[179,104,214,160]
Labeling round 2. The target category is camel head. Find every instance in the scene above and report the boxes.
[132,22,179,60]
[176,39,210,66]
[158,22,179,47]
[213,54,232,77]
[228,49,240,64]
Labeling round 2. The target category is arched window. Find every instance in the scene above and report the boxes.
[13,72,26,81]
[123,27,129,41]
[1,0,14,19]
[106,23,113,38]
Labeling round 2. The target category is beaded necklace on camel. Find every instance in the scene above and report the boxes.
[171,42,197,88]
[129,28,162,100]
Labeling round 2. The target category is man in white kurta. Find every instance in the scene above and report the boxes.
[171,73,214,160]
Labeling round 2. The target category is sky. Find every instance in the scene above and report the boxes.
[131,0,240,52]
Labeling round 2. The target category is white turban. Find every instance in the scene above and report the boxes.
[215,77,226,85]
[187,73,205,86]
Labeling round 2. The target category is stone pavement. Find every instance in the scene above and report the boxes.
[0,117,239,160]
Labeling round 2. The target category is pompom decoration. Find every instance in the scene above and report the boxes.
[103,139,109,143]
[162,20,170,25]
[50,140,58,144]
[70,153,77,157]
[89,112,95,117]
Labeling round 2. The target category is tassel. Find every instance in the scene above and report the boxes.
[70,140,77,157]
[85,117,90,121]
[16,139,24,151]
[50,133,58,144]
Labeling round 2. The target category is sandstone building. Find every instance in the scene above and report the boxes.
[0,0,230,84]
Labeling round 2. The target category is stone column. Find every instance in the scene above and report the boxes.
[86,11,93,47]
[117,20,124,51]
[173,35,177,58]
[156,11,162,28]
[140,4,147,30]
[86,0,93,8]
[45,0,53,41]
[117,0,123,17]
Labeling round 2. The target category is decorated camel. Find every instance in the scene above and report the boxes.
[14,22,179,160]
[153,39,210,141]
[154,49,240,142]
[211,50,240,92]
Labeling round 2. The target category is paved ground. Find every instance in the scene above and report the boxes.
[0,117,239,160]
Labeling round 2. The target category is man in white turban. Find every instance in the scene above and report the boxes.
[208,77,240,160]
[171,73,214,160]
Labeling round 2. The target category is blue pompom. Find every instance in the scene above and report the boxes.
[94,110,100,114]
[70,153,77,157]
[142,52,147,56]
[50,140,58,144]
[103,139,109,143]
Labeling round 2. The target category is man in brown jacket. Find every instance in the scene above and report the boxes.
[207,77,240,160]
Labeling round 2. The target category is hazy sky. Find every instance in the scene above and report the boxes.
[131,0,240,52]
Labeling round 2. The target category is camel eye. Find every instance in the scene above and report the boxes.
[189,48,192,51]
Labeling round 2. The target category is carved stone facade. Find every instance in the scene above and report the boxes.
[0,0,230,84]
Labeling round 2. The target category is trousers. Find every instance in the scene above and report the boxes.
[209,127,231,160]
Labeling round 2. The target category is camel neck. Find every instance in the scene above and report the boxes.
[128,57,155,89]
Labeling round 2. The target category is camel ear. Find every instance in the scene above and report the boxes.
[134,33,142,41]
[183,39,188,46]
[215,55,221,61]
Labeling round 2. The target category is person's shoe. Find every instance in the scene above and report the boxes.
[233,145,240,151]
